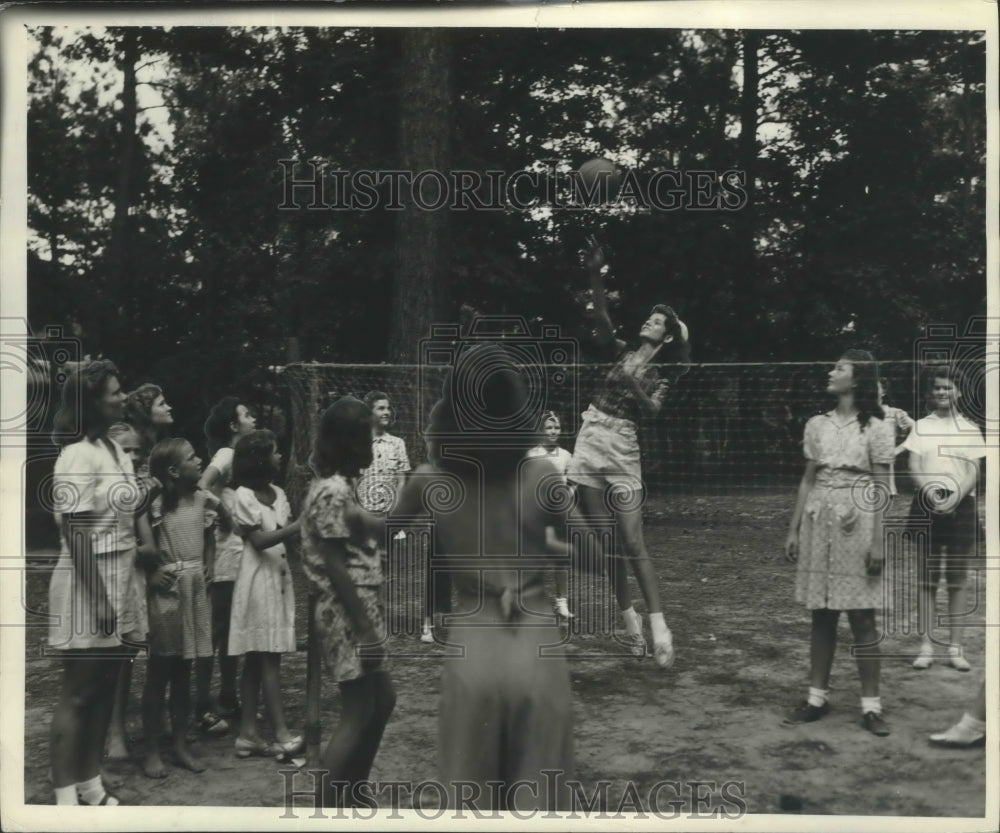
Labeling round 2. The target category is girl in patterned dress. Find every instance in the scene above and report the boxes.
[227,430,302,759]
[300,398,396,808]
[783,350,895,736]
[141,438,218,777]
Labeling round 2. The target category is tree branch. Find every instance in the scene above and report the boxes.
[138,80,173,91]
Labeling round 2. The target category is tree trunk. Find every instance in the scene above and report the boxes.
[108,29,139,360]
[387,29,452,364]
[734,30,760,356]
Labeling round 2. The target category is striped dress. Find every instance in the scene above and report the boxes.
[146,492,214,659]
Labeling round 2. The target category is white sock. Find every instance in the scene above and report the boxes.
[54,785,79,806]
[807,687,829,708]
[959,712,986,734]
[649,612,670,641]
[622,606,641,635]
[555,597,570,609]
[77,774,117,805]
[861,696,882,715]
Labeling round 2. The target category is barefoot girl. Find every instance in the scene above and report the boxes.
[568,237,690,668]
[784,349,895,736]
[105,422,158,761]
[228,430,302,758]
[300,398,396,808]
[142,438,218,777]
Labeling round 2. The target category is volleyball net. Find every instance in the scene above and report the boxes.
[283,358,974,510]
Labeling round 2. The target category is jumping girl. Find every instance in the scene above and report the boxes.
[568,237,690,668]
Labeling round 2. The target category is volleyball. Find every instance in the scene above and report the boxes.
[576,157,622,205]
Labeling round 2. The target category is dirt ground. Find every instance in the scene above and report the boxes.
[21,489,989,818]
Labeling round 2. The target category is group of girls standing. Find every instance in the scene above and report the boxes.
[47,369,301,804]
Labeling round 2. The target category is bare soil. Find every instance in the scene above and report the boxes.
[22,490,987,817]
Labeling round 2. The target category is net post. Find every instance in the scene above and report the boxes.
[305,590,322,768]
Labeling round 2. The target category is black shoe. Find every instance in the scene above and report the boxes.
[784,701,830,724]
[862,711,890,736]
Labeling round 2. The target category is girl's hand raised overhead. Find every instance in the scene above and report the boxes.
[583,235,606,272]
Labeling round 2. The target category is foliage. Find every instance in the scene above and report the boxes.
[27,26,987,389]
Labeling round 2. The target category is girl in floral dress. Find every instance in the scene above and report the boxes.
[300,397,395,808]
[784,349,895,736]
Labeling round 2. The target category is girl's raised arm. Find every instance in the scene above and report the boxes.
[584,235,615,345]
[198,465,224,496]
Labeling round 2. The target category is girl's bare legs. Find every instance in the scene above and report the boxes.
[809,609,839,691]
[169,658,204,772]
[616,502,675,667]
[106,658,133,759]
[259,653,293,744]
[615,504,661,615]
[318,672,396,808]
[238,652,263,742]
[194,655,214,718]
[50,654,123,800]
[575,486,632,611]
[141,656,171,778]
[847,609,881,698]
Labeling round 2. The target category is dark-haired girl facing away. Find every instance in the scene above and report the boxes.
[227,430,302,759]
[784,350,894,736]
[196,397,258,723]
[300,397,396,808]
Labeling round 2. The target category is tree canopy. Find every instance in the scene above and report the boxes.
[28,26,987,395]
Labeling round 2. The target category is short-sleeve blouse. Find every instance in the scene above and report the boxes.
[589,332,684,423]
[52,437,137,554]
[233,485,291,557]
[301,474,383,587]
[803,412,895,472]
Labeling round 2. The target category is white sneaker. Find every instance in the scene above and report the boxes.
[947,645,971,672]
[554,600,575,620]
[622,610,645,657]
[913,643,934,669]
[929,718,985,748]
[420,624,434,644]
[625,631,646,657]
[653,629,675,670]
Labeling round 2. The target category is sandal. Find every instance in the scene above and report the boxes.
[274,735,305,757]
[234,736,277,758]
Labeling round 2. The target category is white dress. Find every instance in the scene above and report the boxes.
[48,437,143,649]
[227,485,296,655]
